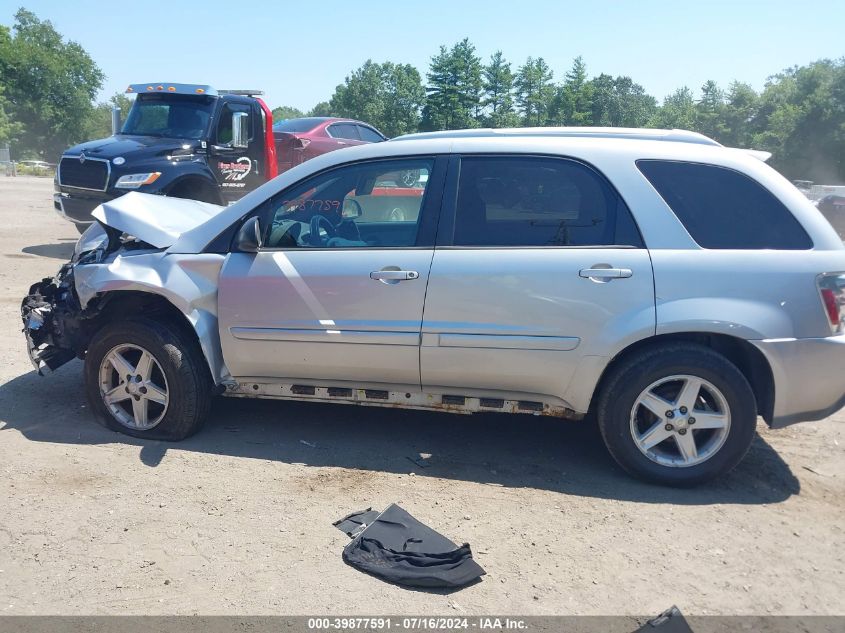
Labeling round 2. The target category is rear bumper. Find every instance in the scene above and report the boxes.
[752,334,845,428]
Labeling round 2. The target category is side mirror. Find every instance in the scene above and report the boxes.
[111,106,121,136]
[342,198,362,219]
[234,216,261,252]
[232,112,249,149]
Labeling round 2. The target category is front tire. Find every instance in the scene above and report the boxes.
[84,318,212,441]
[596,343,757,486]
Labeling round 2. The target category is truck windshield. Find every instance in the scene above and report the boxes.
[121,95,215,140]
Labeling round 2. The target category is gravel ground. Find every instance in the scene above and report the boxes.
[0,176,843,615]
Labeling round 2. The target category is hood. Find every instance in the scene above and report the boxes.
[64,135,201,162]
[91,192,224,249]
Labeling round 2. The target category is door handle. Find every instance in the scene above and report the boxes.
[370,270,419,282]
[579,267,633,280]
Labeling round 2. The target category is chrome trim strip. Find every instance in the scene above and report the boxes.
[58,155,111,192]
[437,333,580,351]
[229,327,420,346]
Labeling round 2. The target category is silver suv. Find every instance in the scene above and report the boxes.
[22,127,845,486]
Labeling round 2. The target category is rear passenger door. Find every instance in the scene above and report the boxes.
[420,155,656,410]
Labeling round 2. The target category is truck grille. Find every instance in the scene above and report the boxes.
[58,156,109,191]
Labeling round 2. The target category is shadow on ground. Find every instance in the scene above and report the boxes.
[0,363,801,505]
[21,241,75,259]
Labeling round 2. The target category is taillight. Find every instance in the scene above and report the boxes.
[817,273,845,334]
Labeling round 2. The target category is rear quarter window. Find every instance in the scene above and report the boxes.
[637,160,812,250]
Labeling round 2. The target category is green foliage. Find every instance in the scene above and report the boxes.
[421,39,483,130]
[514,57,554,126]
[649,87,698,129]
[87,92,134,140]
[328,60,425,137]
[0,82,23,145]
[589,74,657,127]
[308,101,334,117]
[482,51,519,128]
[0,9,104,159]
[271,105,305,121]
[751,60,845,183]
[550,56,592,125]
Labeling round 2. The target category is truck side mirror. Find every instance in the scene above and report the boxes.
[234,216,261,252]
[232,112,249,149]
[111,106,121,136]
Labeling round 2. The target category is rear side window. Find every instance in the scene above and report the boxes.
[328,123,360,140]
[637,160,812,250]
[453,156,643,247]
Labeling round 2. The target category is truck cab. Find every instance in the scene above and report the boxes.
[54,83,277,232]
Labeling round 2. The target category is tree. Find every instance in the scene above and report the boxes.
[328,60,424,137]
[589,74,656,127]
[720,81,760,148]
[86,92,134,140]
[421,39,483,130]
[514,56,554,126]
[551,56,592,125]
[271,105,305,121]
[695,80,727,140]
[0,9,104,159]
[752,59,845,182]
[309,101,334,117]
[650,87,698,129]
[482,51,518,128]
[0,84,22,146]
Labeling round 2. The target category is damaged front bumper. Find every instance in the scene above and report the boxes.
[21,265,81,374]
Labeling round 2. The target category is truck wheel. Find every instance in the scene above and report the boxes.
[84,318,212,441]
[596,343,757,487]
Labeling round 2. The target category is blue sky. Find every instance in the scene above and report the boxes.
[2,0,843,111]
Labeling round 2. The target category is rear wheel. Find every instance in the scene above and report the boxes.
[596,343,757,486]
[84,318,212,440]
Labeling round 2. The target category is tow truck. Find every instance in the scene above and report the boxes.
[53,83,277,232]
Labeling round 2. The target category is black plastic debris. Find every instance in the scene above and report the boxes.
[633,606,694,633]
[334,503,486,588]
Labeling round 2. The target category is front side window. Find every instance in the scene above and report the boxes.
[453,156,643,247]
[262,159,434,249]
[637,160,812,250]
[216,103,252,145]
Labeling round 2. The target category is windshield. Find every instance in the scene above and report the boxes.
[121,94,215,139]
[272,117,325,133]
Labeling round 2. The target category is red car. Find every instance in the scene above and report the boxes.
[273,117,388,175]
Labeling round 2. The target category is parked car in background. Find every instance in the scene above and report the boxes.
[274,117,387,176]
[21,127,845,487]
[19,160,54,170]
[816,194,845,238]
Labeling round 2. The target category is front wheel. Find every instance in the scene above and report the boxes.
[84,318,212,441]
[596,343,757,486]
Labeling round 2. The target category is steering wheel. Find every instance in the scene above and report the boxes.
[309,214,338,246]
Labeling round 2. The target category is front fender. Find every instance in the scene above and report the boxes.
[74,252,229,384]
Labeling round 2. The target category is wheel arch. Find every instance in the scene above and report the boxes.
[83,290,220,387]
[586,332,775,425]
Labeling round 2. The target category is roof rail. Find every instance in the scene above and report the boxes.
[219,89,264,97]
[391,127,722,147]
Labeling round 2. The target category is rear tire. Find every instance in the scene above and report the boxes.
[84,318,212,441]
[596,343,757,486]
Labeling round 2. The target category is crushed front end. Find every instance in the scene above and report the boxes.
[21,264,85,374]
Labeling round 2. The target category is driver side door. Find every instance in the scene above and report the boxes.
[217,156,445,389]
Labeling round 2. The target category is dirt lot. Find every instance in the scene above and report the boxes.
[0,176,843,616]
